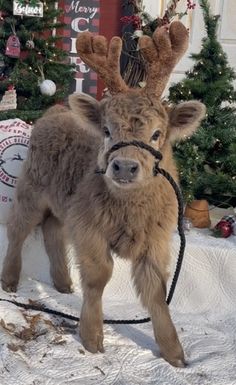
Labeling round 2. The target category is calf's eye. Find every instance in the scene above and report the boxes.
[151,130,160,142]
[104,126,111,138]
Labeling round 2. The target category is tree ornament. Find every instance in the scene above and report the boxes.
[25,39,35,49]
[5,34,21,58]
[0,86,17,111]
[37,65,56,96]
[39,79,56,96]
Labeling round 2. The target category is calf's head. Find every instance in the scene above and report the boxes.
[70,22,205,190]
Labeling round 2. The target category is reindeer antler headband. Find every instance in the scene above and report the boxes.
[76,21,189,98]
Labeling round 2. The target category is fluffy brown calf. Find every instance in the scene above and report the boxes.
[1,22,205,367]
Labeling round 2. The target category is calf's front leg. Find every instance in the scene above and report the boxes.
[132,256,185,367]
[75,235,113,353]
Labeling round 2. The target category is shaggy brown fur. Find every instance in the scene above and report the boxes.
[1,91,205,367]
[1,22,206,367]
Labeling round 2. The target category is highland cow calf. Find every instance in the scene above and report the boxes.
[1,23,205,367]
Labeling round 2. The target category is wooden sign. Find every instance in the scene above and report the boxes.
[13,1,44,17]
[62,0,100,97]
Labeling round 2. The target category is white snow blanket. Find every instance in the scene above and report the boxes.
[0,218,236,385]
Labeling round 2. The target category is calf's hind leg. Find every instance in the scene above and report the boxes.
[132,256,185,367]
[1,190,45,292]
[42,215,73,293]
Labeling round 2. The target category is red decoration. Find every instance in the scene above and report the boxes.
[212,219,233,238]
[5,34,21,58]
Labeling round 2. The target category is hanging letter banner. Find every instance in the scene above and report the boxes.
[62,0,100,97]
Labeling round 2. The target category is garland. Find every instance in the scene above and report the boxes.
[121,0,196,36]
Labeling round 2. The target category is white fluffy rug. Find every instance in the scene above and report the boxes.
[0,224,236,385]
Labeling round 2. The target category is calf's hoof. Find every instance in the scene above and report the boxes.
[80,327,104,353]
[161,347,186,368]
[53,279,74,294]
[1,278,18,293]
[165,357,186,368]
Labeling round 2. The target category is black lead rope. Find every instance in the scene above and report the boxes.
[0,140,186,325]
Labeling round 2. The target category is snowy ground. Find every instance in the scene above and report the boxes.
[0,224,236,385]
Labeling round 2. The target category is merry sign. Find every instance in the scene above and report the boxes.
[62,0,100,97]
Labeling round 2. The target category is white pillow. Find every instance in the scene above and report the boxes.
[0,118,32,224]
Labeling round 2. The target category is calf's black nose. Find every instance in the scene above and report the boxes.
[112,159,139,181]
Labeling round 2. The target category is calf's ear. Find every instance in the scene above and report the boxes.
[69,93,101,127]
[167,101,206,142]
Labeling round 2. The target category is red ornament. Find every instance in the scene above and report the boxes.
[5,34,21,58]
[213,220,232,238]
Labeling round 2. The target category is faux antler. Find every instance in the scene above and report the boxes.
[76,21,188,98]
[139,21,189,98]
[76,32,129,95]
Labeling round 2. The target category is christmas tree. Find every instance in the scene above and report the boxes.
[0,0,74,122]
[169,0,236,206]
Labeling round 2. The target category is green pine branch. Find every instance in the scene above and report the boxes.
[168,0,236,206]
